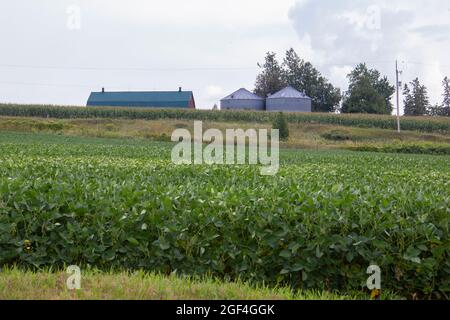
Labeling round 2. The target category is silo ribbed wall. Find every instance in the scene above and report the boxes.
[220,99,265,111]
[266,98,312,112]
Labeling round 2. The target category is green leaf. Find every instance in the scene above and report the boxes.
[280,269,290,275]
[315,246,324,258]
[159,240,170,251]
[279,250,291,258]
[127,237,139,246]
[291,263,305,272]
[302,271,308,281]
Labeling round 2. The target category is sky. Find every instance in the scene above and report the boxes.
[0,0,449,112]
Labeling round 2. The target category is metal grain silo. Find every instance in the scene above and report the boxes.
[220,88,265,111]
[266,86,312,112]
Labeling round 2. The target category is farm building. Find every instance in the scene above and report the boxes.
[266,86,312,112]
[220,88,265,111]
[87,88,196,109]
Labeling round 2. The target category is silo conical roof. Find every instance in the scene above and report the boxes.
[267,86,310,99]
[221,88,264,100]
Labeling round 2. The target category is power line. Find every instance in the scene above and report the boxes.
[0,64,258,72]
[0,61,394,71]
[403,61,450,69]
[0,80,94,88]
[0,80,201,92]
[319,60,394,67]
[0,59,447,91]
[0,60,449,72]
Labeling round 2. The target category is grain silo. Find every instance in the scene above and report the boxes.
[266,86,312,112]
[220,88,265,111]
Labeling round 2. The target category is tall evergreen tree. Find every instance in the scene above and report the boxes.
[442,76,450,116]
[282,48,341,112]
[428,104,443,116]
[282,48,304,89]
[402,84,414,115]
[254,52,286,98]
[430,77,450,116]
[403,78,429,116]
[341,64,395,114]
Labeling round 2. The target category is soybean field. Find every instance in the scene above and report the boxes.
[0,132,448,299]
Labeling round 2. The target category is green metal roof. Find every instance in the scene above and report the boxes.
[87,91,194,108]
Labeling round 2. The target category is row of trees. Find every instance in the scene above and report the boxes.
[405,77,450,117]
[254,49,450,116]
[254,49,341,113]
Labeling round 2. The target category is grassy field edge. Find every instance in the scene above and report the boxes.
[0,103,449,133]
[0,267,400,300]
[1,115,449,154]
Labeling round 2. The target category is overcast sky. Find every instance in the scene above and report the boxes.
[0,0,449,111]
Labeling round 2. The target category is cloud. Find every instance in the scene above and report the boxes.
[329,65,353,88]
[289,1,413,63]
[412,24,450,42]
[89,0,297,26]
[0,0,301,108]
[0,0,448,109]
[288,0,450,107]
[205,85,224,98]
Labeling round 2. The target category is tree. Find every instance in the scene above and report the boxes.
[282,48,304,89]
[375,76,396,114]
[341,64,395,114]
[403,78,429,116]
[255,49,341,112]
[254,52,286,98]
[441,76,450,116]
[402,84,414,115]
[272,112,289,140]
[282,48,341,112]
[429,77,450,116]
[428,104,444,117]
[341,76,386,113]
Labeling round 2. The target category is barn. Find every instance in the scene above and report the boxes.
[220,88,265,111]
[87,88,196,109]
[266,86,312,112]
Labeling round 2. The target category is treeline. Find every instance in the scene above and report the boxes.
[403,77,450,117]
[0,104,449,133]
[254,49,341,113]
[254,49,450,117]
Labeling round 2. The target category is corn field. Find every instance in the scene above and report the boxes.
[0,104,449,133]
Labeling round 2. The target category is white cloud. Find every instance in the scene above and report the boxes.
[0,0,299,107]
[329,65,353,92]
[0,0,448,110]
[289,0,450,109]
[205,85,224,98]
[92,0,298,26]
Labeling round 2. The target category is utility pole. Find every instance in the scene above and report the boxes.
[395,60,401,133]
